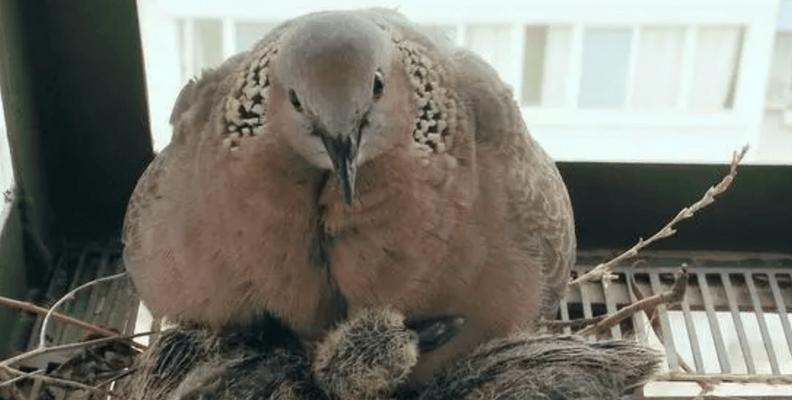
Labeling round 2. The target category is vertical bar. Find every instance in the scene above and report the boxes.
[65,251,105,344]
[580,278,594,341]
[565,24,583,109]
[221,17,237,59]
[120,268,141,335]
[601,276,622,339]
[511,23,525,104]
[745,272,780,374]
[181,18,195,81]
[559,298,572,335]
[680,295,705,373]
[768,273,792,359]
[650,273,679,370]
[30,379,43,400]
[26,257,64,350]
[698,272,732,373]
[93,250,114,318]
[456,22,466,47]
[54,251,90,345]
[102,255,126,331]
[676,25,697,111]
[134,302,157,347]
[722,271,756,373]
[580,280,594,319]
[626,271,648,343]
[734,11,777,141]
[623,25,641,110]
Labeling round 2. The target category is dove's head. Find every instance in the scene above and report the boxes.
[271,13,409,206]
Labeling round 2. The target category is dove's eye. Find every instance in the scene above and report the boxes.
[288,89,302,112]
[373,71,385,100]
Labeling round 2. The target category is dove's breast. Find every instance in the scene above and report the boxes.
[316,144,544,383]
[124,137,343,339]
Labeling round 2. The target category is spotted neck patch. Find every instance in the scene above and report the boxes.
[393,38,457,154]
[222,43,279,150]
[222,34,456,154]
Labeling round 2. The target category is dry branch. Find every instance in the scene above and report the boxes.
[1,364,118,398]
[540,315,605,330]
[0,331,156,397]
[0,295,131,344]
[0,369,42,388]
[0,330,154,371]
[577,268,688,336]
[0,269,154,396]
[569,144,749,287]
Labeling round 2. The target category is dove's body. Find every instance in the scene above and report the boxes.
[123,9,575,382]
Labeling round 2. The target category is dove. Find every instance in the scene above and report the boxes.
[122,8,576,383]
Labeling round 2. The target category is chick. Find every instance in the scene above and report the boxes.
[127,309,660,400]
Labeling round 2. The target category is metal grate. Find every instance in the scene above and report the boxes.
[560,251,792,398]
[14,246,792,398]
[22,242,139,370]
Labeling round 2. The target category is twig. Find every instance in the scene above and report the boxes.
[0,369,27,400]
[1,364,119,398]
[38,272,128,349]
[0,295,143,349]
[0,330,157,371]
[0,332,156,397]
[569,145,749,287]
[93,366,138,388]
[577,269,688,336]
[0,368,43,388]
[539,315,605,330]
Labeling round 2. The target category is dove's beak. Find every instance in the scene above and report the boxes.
[321,134,358,206]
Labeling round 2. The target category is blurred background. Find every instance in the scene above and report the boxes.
[135,0,792,164]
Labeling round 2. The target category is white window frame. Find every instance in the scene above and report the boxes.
[138,0,782,163]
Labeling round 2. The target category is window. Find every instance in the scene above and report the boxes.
[235,21,277,52]
[766,33,792,112]
[523,26,572,107]
[178,19,224,82]
[138,0,790,164]
[631,27,685,110]
[578,28,632,108]
[465,24,515,87]
[689,27,744,114]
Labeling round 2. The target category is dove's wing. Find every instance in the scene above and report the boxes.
[450,48,576,318]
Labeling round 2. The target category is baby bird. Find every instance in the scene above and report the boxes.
[420,335,662,400]
[127,311,460,400]
[313,310,662,400]
[125,316,320,400]
[127,309,661,400]
[123,8,576,382]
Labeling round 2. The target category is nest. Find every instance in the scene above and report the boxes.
[2,309,664,400]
